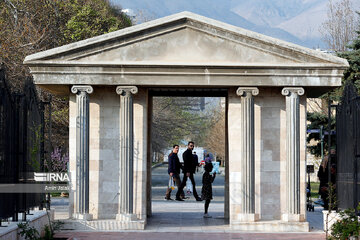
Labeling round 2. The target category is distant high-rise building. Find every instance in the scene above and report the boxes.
[200,97,205,111]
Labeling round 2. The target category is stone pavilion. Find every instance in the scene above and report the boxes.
[24,12,348,231]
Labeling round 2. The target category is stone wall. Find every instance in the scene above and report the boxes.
[0,211,53,240]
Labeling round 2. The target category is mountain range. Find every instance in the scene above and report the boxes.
[110,0,360,49]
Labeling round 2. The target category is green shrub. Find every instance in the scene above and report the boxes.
[18,222,40,240]
[330,208,360,240]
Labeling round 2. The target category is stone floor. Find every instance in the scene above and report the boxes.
[53,165,326,239]
[54,232,325,240]
[147,199,228,232]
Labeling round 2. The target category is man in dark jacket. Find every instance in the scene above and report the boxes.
[165,145,183,200]
[193,151,199,172]
[176,141,202,201]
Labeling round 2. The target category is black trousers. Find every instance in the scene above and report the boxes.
[176,172,199,199]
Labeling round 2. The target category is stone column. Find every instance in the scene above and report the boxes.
[281,87,304,221]
[71,85,93,220]
[116,86,138,222]
[236,87,259,222]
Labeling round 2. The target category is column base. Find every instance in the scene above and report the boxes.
[237,213,259,222]
[116,213,137,222]
[73,213,93,221]
[281,213,305,222]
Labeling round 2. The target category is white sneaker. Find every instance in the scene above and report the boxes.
[203,213,212,218]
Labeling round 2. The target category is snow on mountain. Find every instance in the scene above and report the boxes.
[230,0,324,28]
[276,0,360,41]
[111,0,359,49]
[276,1,327,40]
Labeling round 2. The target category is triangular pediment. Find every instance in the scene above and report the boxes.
[74,27,299,64]
[24,11,347,67]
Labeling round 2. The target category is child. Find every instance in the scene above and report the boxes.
[201,162,216,218]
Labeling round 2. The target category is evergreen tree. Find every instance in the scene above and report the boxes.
[306,111,336,157]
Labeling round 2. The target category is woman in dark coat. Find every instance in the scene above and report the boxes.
[201,162,216,218]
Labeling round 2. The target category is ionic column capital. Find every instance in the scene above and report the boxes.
[71,85,93,94]
[281,87,304,96]
[236,87,259,97]
[116,86,138,96]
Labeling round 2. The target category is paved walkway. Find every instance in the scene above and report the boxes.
[54,232,325,240]
[53,166,326,239]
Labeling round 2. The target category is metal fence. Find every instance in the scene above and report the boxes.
[336,81,360,210]
[0,67,47,222]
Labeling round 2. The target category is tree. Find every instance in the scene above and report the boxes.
[338,11,360,90]
[63,0,131,42]
[319,0,357,52]
[307,12,360,156]
[0,0,132,149]
[152,96,226,161]
[0,0,131,88]
[0,0,63,89]
[151,97,213,156]
[205,109,225,160]
[306,111,336,157]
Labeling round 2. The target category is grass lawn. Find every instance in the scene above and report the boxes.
[310,182,320,199]
[152,162,163,166]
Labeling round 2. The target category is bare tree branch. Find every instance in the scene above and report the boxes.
[2,0,19,29]
[319,0,357,51]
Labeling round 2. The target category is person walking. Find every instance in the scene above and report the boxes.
[202,162,216,218]
[193,151,199,172]
[204,153,212,163]
[176,141,202,201]
[317,155,337,210]
[165,145,183,200]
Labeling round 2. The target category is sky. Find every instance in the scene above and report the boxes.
[112,0,360,49]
